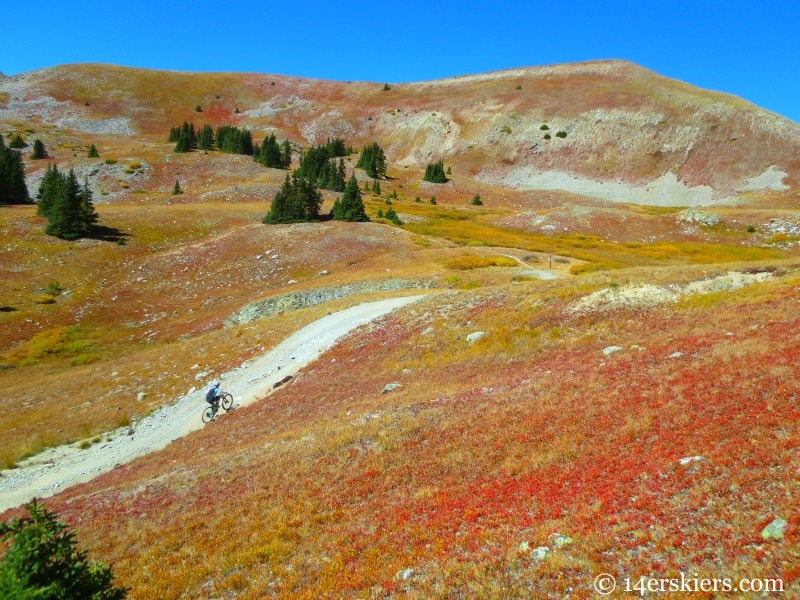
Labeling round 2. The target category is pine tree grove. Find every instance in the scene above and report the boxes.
[355,142,387,179]
[423,159,448,183]
[37,165,98,239]
[0,134,30,204]
[331,173,369,222]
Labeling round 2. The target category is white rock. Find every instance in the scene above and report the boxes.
[466,331,486,343]
[679,456,705,466]
[603,345,623,356]
[530,546,550,560]
[668,351,683,358]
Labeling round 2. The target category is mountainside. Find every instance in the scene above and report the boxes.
[1,60,799,205]
[1,61,799,598]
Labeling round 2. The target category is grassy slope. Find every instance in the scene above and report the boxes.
[20,270,800,598]
[1,62,799,597]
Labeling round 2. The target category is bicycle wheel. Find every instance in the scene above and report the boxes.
[220,393,233,411]
[202,405,217,423]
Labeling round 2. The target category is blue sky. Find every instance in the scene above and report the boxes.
[4,0,799,123]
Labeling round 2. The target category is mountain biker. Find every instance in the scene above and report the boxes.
[205,380,221,407]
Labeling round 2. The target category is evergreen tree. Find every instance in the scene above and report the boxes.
[471,194,483,205]
[88,144,99,158]
[215,126,253,155]
[174,122,197,153]
[167,126,181,143]
[37,164,61,216]
[257,134,284,168]
[8,134,27,149]
[372,179,381,195]
[262,173,322,224]
[423,159,448,183]
[172,180,183,195]
[79,177,99,229]
[197,124,214,150]
[0,499,128,599]
[355,142,386,179]
[430,195,437,205]
[384,207,402,226]
[332,173,369,222]
[0,138,29,205]
[38,166,99,239]
[30,139,48,159]
[280,139,292,168]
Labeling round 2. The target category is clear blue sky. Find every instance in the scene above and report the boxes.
[3,0,799,123]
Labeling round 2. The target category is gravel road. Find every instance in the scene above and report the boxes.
[0,295,426,512]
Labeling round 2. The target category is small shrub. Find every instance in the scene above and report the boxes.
[195,105,203,112]
[500,125,512,134]
[540,124,549,130]
[747,225,756,233]
[124,168,134,174]
[44,282,63,296]
[556,131,567,138]
[383,83,391,91]
[119,182,129,189]
[117,238,126,245]
[415,196,421,203]
[430,196,437,205]
[234,107,240,114]
[129,162,142,169]
[35,294,56,305]
[104,159,117,164]
[515,85,522,90]
[543,133,551,140]
[471,194,483,206]
[78,440,91,450]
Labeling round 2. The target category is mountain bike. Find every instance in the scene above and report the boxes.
[202,392,234,423]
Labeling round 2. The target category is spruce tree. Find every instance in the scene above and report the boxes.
[30,139,48,159]
[197,124,214,150]
[471,194,483,205]
[38,167,98,239]
[355,142,386,179]
[423,159,448,183]
[172,180,183,195]
[0,500,128,599]
[0,139,29,205]
[372,179,381,195]
[8,134,26,149]
[332,173,369,222]
[88,144,99,158]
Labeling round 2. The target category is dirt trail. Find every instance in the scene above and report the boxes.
[0,295,427,512]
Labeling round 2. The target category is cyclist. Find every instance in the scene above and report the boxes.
[205,380,221,408]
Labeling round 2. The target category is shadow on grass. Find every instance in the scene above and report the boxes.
[87,225,131,243]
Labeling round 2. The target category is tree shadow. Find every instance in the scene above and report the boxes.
[87,225,130,243]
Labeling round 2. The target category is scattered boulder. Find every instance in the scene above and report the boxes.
[603,345,623,356]
[761,518,787,540]
[668,351,683,359]
[136,392,146,402]
[466,331,486,344]
[518,541,530,553]
[549,533,573,548]
[530,546,550,561]
[381,383,402,394]
[678,209,720,227]
[679,455,705,466]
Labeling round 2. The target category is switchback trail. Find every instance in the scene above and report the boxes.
[0,295,427,512]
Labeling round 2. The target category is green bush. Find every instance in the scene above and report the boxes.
[747,225,756,233]
[500,125,512,134]
[540,124,549,130]
[471,194,483,206]
[0,500,128,599]
[556,131,567,139]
